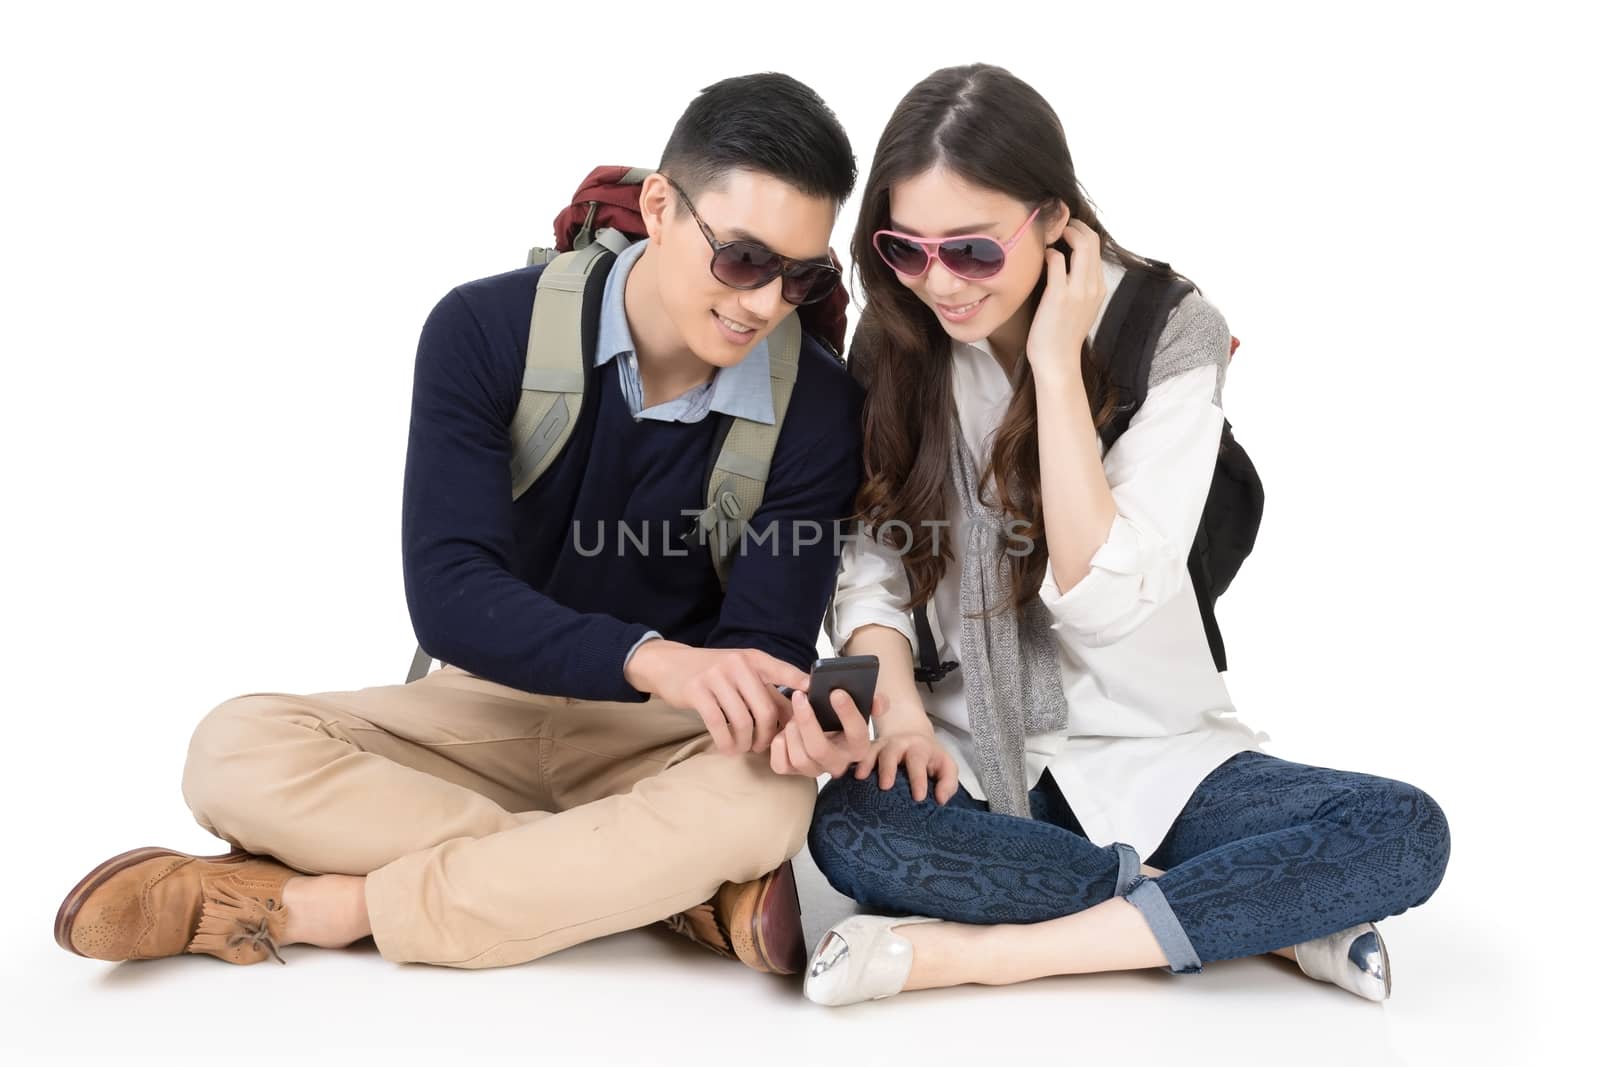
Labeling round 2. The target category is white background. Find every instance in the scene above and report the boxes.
[2,1,1594,1064]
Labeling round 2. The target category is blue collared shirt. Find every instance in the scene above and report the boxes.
[594,238,776,426]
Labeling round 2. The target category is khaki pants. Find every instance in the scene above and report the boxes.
[179,664,816,969]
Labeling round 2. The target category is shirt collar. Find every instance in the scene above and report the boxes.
[592,236,775,425]
[594,237,649,369]
[706,332,775,425]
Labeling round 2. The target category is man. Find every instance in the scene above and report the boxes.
[54,72,869,975]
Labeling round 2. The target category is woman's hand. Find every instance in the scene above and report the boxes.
[769,687,876,778]
[1025,218,1106,376]
[854,730,961,805]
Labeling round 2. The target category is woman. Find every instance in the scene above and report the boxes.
[768,64,1450,1007]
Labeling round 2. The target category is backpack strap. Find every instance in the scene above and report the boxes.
[1187,422,1232,673]
[1097,262,1194,453]
[509,226,630,500]
[407,227,628,683]
[911,599,959,691]
[686,314,802,588]
[1099,262,1243,676]
[406,644,434,685]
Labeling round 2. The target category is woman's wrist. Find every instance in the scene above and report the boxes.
[1027,340,1088,386]
[873,693,936,738]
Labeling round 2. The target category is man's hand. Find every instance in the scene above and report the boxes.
[624,640,809,756]
[769,687,876,779]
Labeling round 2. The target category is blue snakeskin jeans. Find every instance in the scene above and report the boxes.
[807,750,1450,973]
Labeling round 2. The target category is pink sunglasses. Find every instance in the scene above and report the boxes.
[872,206,1042,281]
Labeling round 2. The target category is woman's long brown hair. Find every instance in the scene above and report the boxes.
[850,63,1173,615]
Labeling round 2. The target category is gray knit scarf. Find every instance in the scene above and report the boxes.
[950,426,1069,818]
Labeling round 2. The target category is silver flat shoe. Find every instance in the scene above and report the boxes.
[1293,921,1391,1001]
[803,914,942,1007]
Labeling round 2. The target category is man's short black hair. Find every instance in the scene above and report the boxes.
[659,72,856,206]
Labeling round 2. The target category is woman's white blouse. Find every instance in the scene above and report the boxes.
[828,260,1269,859]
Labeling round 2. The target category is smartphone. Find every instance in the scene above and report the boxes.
[776,655,878,732]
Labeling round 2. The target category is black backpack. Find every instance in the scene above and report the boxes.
[910,261,1265,687]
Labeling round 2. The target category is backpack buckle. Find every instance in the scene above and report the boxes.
[682,491,745,549]
[912,660,960,690]
[572,202,601,250]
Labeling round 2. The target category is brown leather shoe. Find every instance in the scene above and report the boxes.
[55,846,298,965]
[660,860,806,975]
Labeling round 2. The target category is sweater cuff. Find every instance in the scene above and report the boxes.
[623,630,662,668]
[589,622,658,703]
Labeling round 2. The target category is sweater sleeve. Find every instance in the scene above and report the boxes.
[400,287,654,701]
[703,358,865,671]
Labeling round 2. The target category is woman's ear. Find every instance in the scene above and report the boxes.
[640,172,673,242]
[1045,200,1071,244]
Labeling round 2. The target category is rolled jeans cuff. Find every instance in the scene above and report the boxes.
[1112,842,1141,896]
[1122,874,1203,975]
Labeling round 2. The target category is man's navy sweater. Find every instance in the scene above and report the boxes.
[401,263,864,702]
